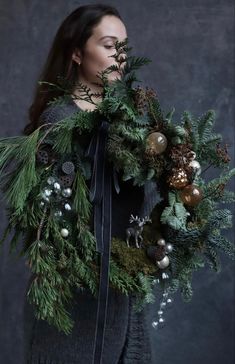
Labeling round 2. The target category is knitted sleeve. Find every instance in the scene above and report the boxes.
[38,101,77,125]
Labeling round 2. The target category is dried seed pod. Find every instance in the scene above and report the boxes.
[59,174,75,188]
[62,161,75,175]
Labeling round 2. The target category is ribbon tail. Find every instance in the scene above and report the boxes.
[94,203,103,253]
[92,164,112,364]
[113,166,120,194]
[85,119,118,364]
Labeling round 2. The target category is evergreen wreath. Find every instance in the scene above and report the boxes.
[0,39,234,334]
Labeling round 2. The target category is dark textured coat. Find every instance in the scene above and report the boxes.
[23,98,158,364]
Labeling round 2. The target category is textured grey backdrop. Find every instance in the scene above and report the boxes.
[0,1,234,363]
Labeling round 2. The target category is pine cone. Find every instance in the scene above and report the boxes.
[155,246,166,261]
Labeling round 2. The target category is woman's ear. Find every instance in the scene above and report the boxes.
[72,48,82,65]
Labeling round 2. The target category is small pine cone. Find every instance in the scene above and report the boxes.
[155,246,166,261]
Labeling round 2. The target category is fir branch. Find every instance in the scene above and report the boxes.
[0,137,24,175]
[208,234,235,259]
[78,228,96,263]
[147,96,165,125]
[110,123,147,143]
[203,244,221,272]
[197,109,216,141]
[52,127,73,154]
[160,192,189,230]
[3,160,39,213]
[73,169,91,220]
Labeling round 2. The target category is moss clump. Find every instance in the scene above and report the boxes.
[111,237,157,275]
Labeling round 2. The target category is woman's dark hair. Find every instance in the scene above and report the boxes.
[24,4,122,135]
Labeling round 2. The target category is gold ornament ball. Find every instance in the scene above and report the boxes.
[146,132,168,155]
[180,184,203,206]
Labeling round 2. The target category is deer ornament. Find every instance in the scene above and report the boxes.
[125,214,152,248]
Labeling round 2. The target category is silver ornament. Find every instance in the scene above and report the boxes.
[40,201,45,207]
[44,188,52,197]
[54,210,63,217]
[167,298,173,304]
[157,255,170,269]
[165,243,173,253]
[53,182,61,192]
[41,193,50,202]
[189,160,201,175]
[151,321,159,329]
[190,151,196,160]
[62,188,72,198]
[160,301,167,309]
[60,228,69,238]
[64,203,72,211]
[152,278,159,285]
[158,310,163,316]
[157,238,166,246]
[163,292,169,298]
[162,272,169,279]
[47,176,56,185]
[159,317,165,323]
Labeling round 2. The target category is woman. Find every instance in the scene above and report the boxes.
[23,4,157,363]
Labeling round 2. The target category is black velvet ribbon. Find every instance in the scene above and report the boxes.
[85,119,120,364]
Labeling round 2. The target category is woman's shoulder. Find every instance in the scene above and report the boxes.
[39,96,80,125]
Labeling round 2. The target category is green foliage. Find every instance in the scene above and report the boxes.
[132,273,156,312]
[169,248,205,302]
[160,192,189,230]
[147,95,165,125]
[181,110,226,167]
[204,244,221,272]
[0,129,40,214]
[109,258,141,295]
[73,170,91,220]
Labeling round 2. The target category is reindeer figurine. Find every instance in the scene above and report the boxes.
[125,214,152,248]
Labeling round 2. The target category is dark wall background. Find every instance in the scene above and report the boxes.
[0,1,234,363]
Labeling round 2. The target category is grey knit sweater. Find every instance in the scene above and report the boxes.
[23,97,158,364]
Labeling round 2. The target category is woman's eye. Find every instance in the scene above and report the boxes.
[104,45,114,49]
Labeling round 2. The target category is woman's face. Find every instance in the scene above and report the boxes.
[73,15,128,85]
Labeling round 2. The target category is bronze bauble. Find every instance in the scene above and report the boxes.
[180,184,203,206]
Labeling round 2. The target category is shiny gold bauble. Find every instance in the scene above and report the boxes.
[168,168,189,189]
[180,184,203,206]
[146,132,168,155]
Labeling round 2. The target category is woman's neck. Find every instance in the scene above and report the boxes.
[72,76,103,111]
